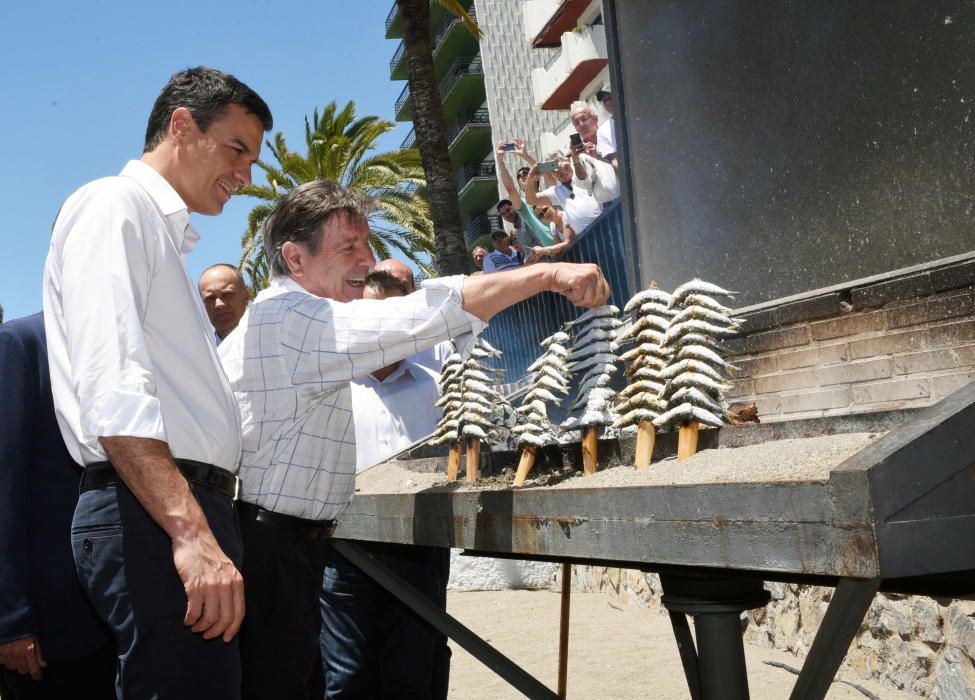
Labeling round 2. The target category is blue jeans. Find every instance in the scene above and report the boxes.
[71,484,243,699]
[320,542,450,699]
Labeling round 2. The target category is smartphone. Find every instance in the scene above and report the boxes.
[569,133,583,148]
[501,143,516,151]
[537,160,559,173]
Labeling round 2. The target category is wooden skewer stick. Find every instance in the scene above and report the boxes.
[677,421,700,462]
[446,442,462,481]
[634,419,656,470]
[512,445,538,487]
[557,562,572,698]
[465,438,481,483]
[582,426,599,476]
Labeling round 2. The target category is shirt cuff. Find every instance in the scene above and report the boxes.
[420,274,488,355]
[83,388,167,445]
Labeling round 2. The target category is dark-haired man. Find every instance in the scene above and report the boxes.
[43,66,272,698]
[218,178,609,698]
[199,263,250,342]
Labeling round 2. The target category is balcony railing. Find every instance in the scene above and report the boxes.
[389,42,406,76]
[394,84,411,115]
[439,56,483,98]
[433,5,477,50]
[400,128,416,150]
[455,159,496,192]
[385,2,399,33]
[446,107,490,147]
[465,213,503,242]
[480,202,632,382]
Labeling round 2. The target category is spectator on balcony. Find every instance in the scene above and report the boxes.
[495,140,555,247]
[530,204,576,260]
[525,152,602,236]
[482,230,522,273]
[595,84,619,169]
[472,246,488,272]
[569,132,620,205]
[571,99,619,173]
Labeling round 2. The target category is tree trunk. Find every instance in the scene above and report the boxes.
[397,0,471,275]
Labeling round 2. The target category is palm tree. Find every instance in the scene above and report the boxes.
[397,0,481,275]
[237,101,435,292]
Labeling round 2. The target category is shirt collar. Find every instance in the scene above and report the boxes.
[120,160,198,254]
[359,357,418,386]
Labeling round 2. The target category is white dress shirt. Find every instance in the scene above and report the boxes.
[218,276,484,520]
[43,160,242,470]
[538,182,602,235]
[350,357,443,472]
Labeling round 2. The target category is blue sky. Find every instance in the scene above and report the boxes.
[0,0,408,321]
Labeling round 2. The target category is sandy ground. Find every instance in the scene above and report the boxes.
[446,590,914,700]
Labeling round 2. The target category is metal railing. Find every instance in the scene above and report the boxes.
[400,128,416,150]
[480,202,632,381]
[394,84,411,115]
[439,56,483,99]
[455,159,496,192]
[465,214,503,243]
[389,42,406,76]
[433,5,476,51]
[446,107,490,147]
[385,2,399,33]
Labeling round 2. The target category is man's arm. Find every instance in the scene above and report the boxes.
[524,163,554,207]
[513,139,557,188]
[462,261,608,320]
[0,329,46,680]
[51,186,243,642]
[495,142,521,206]
[99,437,244,642]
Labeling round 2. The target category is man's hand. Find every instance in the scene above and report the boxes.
[549,263,611,307]
[513,138,530,160]
[495,140,508,157]
[173,530,245,643]
[0,635,46,680]
[583,142,599,158]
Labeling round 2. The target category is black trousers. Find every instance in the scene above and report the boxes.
[238,517,330,700]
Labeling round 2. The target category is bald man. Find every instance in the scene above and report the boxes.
[198,264,250,342]
[321,259,452,699]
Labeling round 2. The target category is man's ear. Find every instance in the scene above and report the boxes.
[170,107,196,144]
[280,241,303,277]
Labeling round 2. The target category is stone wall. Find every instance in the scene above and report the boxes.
[566,566,975,698]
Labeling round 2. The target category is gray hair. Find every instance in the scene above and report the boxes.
[545,150,566,161]
[200,263,246,288]
[569,100,593,115]
[264,180,374,277]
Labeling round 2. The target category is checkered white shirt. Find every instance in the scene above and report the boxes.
[218,275,484,520]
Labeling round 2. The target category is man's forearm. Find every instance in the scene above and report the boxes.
[99,436,211,543]
[461,262,609,319]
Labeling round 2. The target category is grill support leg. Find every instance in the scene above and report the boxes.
[660,573,771,700]
[331,539,560,700]
[789,578,881,700]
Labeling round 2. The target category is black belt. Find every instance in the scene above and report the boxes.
[235,501,337,541]
[81,459,238,499]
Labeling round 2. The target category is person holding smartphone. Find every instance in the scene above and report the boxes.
[525,150,603,236]
[494,140,556,251]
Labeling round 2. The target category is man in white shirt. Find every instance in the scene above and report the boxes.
[198,263,250,342]
[322,264,451,699]
[217,179,611,698]
[525,152,603,235]
[42,67,272,699]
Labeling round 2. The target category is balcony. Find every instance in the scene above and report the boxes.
[456,158,498,215]
[524,0,597,48]
[400,127,416,150]
[389,5,478,81]
[464,213,503,244]
[446,107,492,165]
[385,0,452,40]
[396,56,485,123]
[394,84,412,121]
[531,24,608,110]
